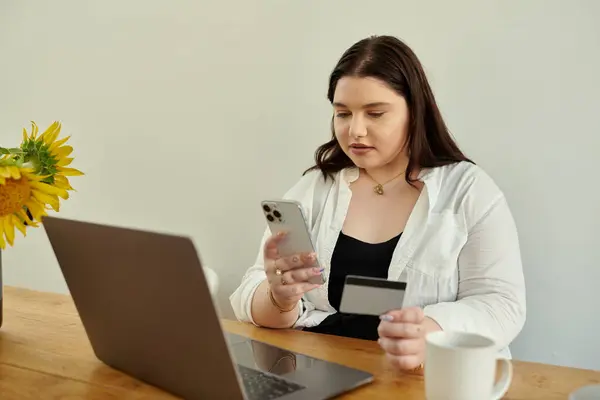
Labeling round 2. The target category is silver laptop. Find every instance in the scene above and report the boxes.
[43,216,373,400]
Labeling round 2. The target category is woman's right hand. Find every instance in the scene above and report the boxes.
[263,231,324,309]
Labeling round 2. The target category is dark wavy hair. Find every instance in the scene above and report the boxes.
[305,35,472,182]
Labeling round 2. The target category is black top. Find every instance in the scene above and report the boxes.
[303,231,401,341]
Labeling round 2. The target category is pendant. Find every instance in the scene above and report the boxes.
[374,184,384,195]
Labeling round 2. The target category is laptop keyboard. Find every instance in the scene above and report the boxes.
[237,364,305,400]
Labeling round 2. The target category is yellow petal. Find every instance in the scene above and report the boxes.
[0,222,5,249]
[57,167,83,176]
[21,210,39,227]
[54,145,73,158]
[0,167,10,178]
[28,173,49,181]
[57,157,73,167]
[3,217,15,246]
[30,181,69,199]
[12,215,27,236]
[41,121,61,144]
[50,135,71,151]
[32,189,60,212]
[30,121,39,139]
[8,166,21,179]
[25,200,48,221]
[53,175,74,190]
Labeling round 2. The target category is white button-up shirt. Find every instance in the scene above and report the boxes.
[230,161,526,358]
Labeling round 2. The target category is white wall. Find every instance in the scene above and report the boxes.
[1,0,599,370]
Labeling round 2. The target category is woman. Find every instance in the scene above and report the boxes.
[230,35,526,372]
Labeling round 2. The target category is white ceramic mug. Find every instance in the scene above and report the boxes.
[569,384,600,399]
[424,331,512,400]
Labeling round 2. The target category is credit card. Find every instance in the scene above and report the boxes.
[339,275,407,316]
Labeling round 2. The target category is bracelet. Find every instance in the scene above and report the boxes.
[409,363,424,375]
[267,287,297,313]
[268,354,297,372]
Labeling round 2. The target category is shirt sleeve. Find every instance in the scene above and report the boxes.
[423,169,527,351]
[229,170,322,326]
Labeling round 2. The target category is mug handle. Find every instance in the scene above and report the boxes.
[491,358,513,400]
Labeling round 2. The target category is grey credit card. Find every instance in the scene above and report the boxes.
[339,275,407,316]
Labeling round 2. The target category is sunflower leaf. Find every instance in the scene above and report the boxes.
[0,147,24,154]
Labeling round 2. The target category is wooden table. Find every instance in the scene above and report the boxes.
[0,286,599,399]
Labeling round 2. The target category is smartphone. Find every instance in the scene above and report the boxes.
[339,275,407,316]
[260,199,326,285]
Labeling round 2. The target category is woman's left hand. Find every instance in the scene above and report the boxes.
[377,307,441,371]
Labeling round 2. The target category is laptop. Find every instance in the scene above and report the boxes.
[43,216,374,400]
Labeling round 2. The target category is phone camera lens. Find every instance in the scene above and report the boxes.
[273,210,281,219]
[263,204,271,213]
[266,214,274,222]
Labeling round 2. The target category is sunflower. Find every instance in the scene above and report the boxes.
[20,121,83,194]
[0,161,68,249]
[0,121,82,248]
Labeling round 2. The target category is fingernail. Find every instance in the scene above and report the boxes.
[292,256,299,263]
[379,315,393,322]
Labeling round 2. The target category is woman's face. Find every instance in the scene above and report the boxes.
[332,76,410,171]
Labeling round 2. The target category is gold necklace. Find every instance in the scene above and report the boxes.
[364,169,405,195]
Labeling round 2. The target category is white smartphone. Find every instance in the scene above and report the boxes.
[260,199,326,285]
